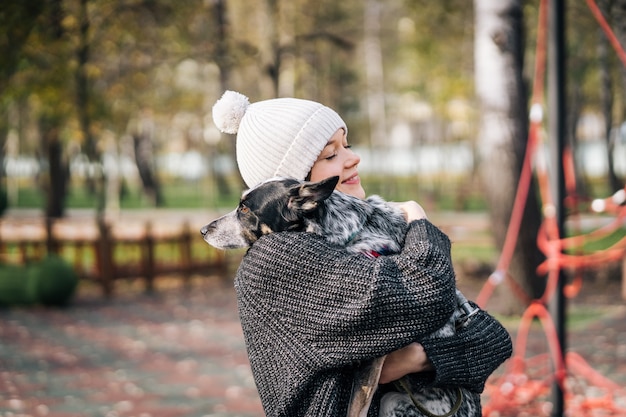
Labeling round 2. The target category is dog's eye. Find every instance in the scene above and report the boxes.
[240,206,250,214]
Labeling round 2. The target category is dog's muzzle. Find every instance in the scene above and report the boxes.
[200,223,214,238]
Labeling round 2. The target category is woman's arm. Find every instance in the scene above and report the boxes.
[418,303,512,392]
[379,201,512,391]
[378,304,512,392]
[237,218,458,366]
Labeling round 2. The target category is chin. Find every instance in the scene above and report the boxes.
[339,184,366,199]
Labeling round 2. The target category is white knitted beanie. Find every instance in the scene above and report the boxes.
[212,90,347,187]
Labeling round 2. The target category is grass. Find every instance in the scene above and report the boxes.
[452,243,498,264]
[11,179,242,211]
[363,174,488,212]
[5,174,622,280]
[8,174,487,212]
[493,305,616,331]
[564,226,626,254]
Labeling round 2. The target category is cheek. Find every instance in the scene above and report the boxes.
[309,163,335,183]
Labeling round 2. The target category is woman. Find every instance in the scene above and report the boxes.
[211,91,512,417]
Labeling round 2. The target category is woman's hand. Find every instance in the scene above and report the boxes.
[377,203,429,384]
[378,342,433,384]
[389,201,428,222]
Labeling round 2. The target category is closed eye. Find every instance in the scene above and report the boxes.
[325,145,352,160]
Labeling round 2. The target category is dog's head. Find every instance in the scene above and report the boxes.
[200,176,340,249]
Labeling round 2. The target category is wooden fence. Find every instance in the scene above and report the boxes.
[0,214,237,297]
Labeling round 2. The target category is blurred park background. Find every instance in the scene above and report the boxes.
[1,0,624,309]
[1,0,625,215]
[1,0,626,416]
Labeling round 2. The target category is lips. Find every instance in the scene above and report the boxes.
[342,174,360,184]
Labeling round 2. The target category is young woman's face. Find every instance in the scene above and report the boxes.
[309,128,365,199]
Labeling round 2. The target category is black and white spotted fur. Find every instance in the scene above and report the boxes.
[200,176,408,255]
[200,176,480,417]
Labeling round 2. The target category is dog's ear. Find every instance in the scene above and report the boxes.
[288,176,338,212]
[318,176,340,191]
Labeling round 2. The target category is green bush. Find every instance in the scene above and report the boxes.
[0,255,78,307]
[35,255,79,306]
[0,263,36,305]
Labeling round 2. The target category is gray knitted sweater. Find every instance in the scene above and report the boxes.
[235,219,512,417]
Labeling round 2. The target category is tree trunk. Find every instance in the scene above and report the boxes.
[0,1,45,94]
[596,0,621,192]
[363,0,387,151]
[75,0,106,213]
[474,0,545,312]
[568,85,586,197]
[263,0,281,97]
[45,0,69,219]
[42,123,68,219]
[0,1,45,213]
[617,0,626,113]
[211,0,238,192]
[0,120,7,216]
[612,0,626,191]
[133,117,163,207]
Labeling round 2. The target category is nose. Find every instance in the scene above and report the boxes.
[200,223,213,237]
[344,147,360,168]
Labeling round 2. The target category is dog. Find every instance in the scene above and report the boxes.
[200,176,481,417]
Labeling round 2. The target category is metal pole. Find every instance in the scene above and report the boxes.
[548,0,567,415]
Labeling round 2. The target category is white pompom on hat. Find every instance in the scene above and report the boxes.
[212,90,347,188]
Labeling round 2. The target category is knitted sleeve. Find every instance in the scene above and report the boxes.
[236,219,457,368]
[418,303,513,393]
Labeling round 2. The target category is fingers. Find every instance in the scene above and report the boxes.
[389,201,428,222]
[378,342,433,384]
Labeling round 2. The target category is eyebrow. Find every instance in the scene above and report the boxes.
[319,142,336,155]
[325,132,346,148]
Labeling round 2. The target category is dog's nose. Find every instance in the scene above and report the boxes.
[200,222,218,238]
